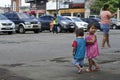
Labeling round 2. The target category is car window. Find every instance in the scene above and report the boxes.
[0,14,8,20]
[17,13,29,19]
[40,16,48,20]
[58,16,67,20]
[66,18,72,21]
[72,18,83,22]
[4,13,13,18]
[40,16,53,21]
[47,16,54,20]
[13,13,18,18]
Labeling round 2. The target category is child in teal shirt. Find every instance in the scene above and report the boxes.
[72,28,86,73]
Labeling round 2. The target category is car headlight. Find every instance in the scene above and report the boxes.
[12,23,15,28]
[25,22,31,25]
[0,23,2,26]
[38,22,41,26]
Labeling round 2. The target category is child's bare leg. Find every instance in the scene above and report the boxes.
[92,59,99,70]
[76,65,82,73]
[86,59,92,72]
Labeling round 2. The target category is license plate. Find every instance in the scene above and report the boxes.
[33,26,38,28]
[5,27,11,29]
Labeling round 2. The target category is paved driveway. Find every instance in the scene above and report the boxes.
[0,30,120,80]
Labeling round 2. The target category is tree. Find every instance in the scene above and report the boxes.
[90,0,119,14]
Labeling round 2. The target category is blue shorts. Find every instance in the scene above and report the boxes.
[73,58,84,67]
[100,24,110,34]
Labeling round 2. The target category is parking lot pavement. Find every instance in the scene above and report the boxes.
[0,53,120,80]
[0,68,33,80]
[0,30,120,80]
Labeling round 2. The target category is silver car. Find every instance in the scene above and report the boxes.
[64,16,88,31]
[0,14,15,34]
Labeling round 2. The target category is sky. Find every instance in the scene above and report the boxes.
[0,0,30,7]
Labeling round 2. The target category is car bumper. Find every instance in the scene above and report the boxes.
[0,27,15,32]
[24,24,41,29]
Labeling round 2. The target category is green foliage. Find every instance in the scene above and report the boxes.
[90,0,120,14]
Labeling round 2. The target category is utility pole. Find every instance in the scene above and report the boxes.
[56,0,58,14]
[35,0,38,18]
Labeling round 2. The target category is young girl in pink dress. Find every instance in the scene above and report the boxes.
[85,23,99,72]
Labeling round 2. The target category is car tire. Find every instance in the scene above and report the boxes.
[112,25,117,29]
[33,29,40,33]
[18,25,25,34]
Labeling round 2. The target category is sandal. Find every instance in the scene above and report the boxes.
[86,68,92,73]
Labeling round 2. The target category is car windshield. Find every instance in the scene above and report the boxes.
[72,17,83,22]
[58,16,67,20]
[17,13,30,19]
[0,14,8,20]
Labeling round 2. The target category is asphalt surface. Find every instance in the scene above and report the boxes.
[0,30,120,80]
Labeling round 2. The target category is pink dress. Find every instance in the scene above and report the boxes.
[86,34,99,59]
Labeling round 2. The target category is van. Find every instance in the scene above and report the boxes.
[4,12,41,34]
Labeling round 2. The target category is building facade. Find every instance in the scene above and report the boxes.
[0,7,4,13]
[25,0,93,18]
[25,0,48,16]
[11,0,21,12]
[46,0,91,18]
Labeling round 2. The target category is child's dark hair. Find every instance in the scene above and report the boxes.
[76,28,84,37]
[87,22,97,31]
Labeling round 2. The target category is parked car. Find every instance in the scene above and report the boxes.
[82,18,101,31]
[57,16,76,32]
[64,16,88,31]
[88,15,100,22]
[0,14,15,34]
[110,17,120,29]
[38,15,54,32]
[38,15,76,32]
[4,12,41,34]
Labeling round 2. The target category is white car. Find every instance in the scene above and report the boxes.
[110,18,120,29]
[0,14,15,34]
[64,16,88,31]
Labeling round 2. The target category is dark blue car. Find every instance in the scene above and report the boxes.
[4,12,41,33]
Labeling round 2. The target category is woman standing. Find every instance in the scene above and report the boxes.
[100,4,113,48]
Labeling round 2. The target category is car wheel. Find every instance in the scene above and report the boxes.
[112,25,117,29]
[8,31,13,34]
[18,25,25,34]
[33,29,40,33]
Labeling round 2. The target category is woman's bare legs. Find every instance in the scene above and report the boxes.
[106,34,110,48]
[102,33,110,48]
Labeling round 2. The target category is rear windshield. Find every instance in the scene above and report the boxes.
[72,17,83,22]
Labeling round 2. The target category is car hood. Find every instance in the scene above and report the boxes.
[75,22,88,27]
[0,20,14,24]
